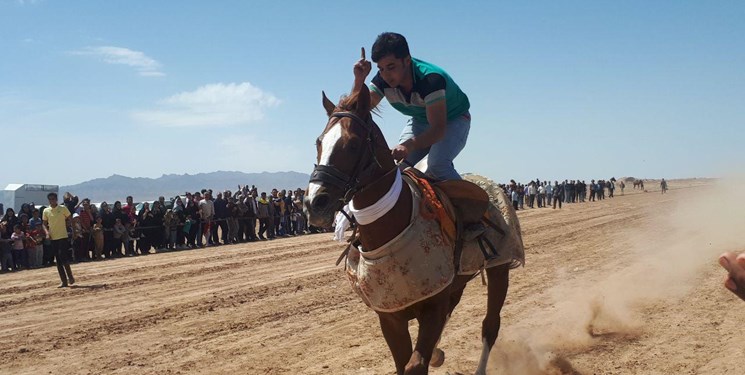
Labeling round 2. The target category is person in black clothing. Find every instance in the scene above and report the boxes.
[283,190,294,235]
[212,192,228,245]
[553,181,563,209]
[244,193,258,241]
[63,192,79,216]
[173,197,187,248]
[99,202,115,258]
[2,208,19,239]
[151,201,165,250]
[137,203,155,254]
[184,193,200,248]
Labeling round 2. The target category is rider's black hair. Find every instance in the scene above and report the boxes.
[371,32,410,62]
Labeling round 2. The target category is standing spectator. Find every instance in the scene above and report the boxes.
[2,208,19,239]
[29,209,42,230]
[10,225,28,270]
[620,180,626,195]
[20,203,33,220]
[511,187,519,211]
[91,216,104,260]
[192,192,204,247]
[150,200,166,250]
[199,192,215,246]
[151,201,165,250]
[527,182,536,208]
[163,209,177,250]
[184,193,199,248]
[63,192,80,216]
[537,183,545,208]
[99,202,115,258]
[71,214,86,262]
[78,200,95,261]
[27,217,45,267]
[173,197,186,248]
[267,191,277,239]
[589,180,596,202]
[284,190,294,235]
[113,218,128,256]
[293,189,306,234]
[137,203,155,254]
[2,208,20,267]
[212,192,228,245]
[42,192,75,288]
[0,223,13,272]
[112,201,129,256]
[257,192,271,240]
[271,189,282,237]
[122,196,137,225]
[660,178,668,194]
[245,193,259,241]
[553,181,563,209]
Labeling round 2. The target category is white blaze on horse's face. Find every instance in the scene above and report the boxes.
[307,122,343,202]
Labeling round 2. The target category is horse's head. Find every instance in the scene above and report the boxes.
[305,85,394,228]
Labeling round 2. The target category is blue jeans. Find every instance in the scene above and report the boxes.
[399,112,471,181]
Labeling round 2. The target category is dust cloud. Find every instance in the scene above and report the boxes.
[489,177,745,374]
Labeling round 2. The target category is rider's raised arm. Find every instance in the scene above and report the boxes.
[367,86,383,109]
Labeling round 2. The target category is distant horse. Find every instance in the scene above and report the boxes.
[633,179,644,190]
[304,86,524,375]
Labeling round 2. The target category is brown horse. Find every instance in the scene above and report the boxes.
[304,85,518,375]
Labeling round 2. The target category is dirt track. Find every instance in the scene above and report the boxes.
[2,179,744,375]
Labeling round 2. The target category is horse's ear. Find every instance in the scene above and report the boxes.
[355,84,371,116]
[322,91,335,117]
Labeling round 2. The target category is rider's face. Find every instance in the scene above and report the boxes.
[376,54,411,88]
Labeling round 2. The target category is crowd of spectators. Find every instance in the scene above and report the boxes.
[500,178,623,210]
[1,176,640,274]
[0,185,314,273]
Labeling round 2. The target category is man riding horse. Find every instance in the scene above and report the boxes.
[352,32,471,181]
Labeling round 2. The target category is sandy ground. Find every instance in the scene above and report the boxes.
[1,178,744,375]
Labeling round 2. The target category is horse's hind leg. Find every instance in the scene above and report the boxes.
[378,313,412,375]
[475,263,510,375]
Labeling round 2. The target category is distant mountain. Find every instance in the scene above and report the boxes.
[60,171,311,203]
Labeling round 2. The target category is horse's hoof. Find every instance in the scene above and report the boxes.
[430,348,445,367]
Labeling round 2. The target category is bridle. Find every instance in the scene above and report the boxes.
[309,111,383,205]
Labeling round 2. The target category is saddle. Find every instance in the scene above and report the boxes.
[403,168,504,271]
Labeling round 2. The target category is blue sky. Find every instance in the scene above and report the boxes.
[1,0,743,189]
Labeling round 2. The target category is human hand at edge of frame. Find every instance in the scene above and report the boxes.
[719,252,745,301]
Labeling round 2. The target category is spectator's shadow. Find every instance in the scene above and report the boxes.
[70,284,108,290]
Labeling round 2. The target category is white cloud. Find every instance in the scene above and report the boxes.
[71,46,164,77]
[132,82,280,127]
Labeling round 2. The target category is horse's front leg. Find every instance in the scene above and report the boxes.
[378,312,412,375]
[405,300,450,375]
